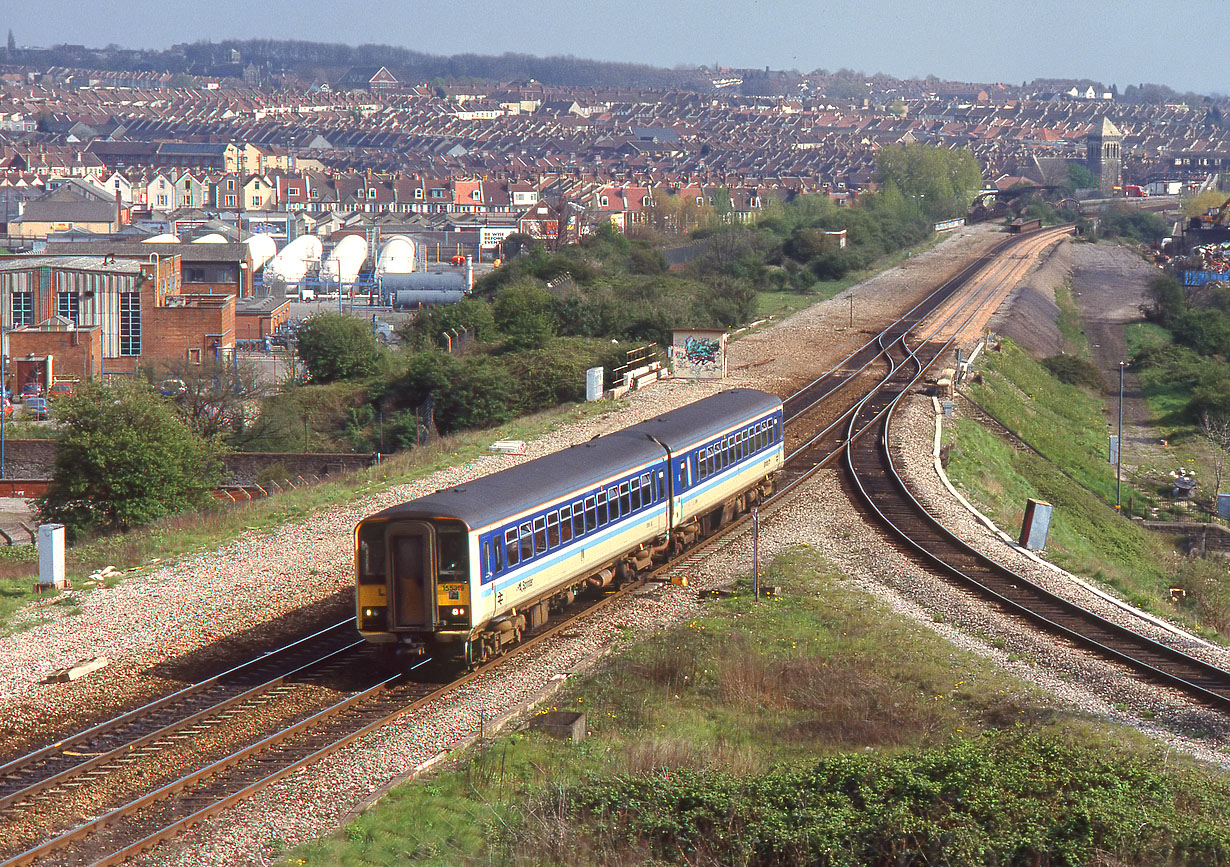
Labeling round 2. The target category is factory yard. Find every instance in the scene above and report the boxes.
[2,224,1228,865]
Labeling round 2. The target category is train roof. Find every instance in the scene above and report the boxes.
[619,388,780,451]
[363,388,781,531]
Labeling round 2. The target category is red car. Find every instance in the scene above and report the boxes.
[449,254,467,265]
[0,398,12,418]
[48,381,76,399]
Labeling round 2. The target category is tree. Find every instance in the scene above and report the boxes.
[5,30,13,54]
[875,143,983,220]
[38,381,223,538]
[295,313,381,383]
[1067,162,1099,192]
[1198,410,1230,506]
[158,356,265,440]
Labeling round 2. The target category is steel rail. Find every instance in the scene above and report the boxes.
[843,329,1230,711]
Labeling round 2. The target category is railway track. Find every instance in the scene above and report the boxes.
[1,225,1093,865]
[0,564,649,866]
[841,297,1230,712]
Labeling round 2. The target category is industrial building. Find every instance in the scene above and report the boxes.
[0,252,240,389]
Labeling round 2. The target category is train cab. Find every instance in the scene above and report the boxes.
[355,516,474,651]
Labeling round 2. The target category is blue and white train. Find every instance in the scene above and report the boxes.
[355,388,784,663]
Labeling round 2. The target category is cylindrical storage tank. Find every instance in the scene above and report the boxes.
[265,235,322,284]
[385,272,467,307]
[320,234,369,286]
[245,234,277,272]
[192,232,228,243]
[376,234,417,277]
[143,233,181,243]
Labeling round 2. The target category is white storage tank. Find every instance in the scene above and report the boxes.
[320,234,369,286]
[245,234,277,272]
[376,234,417,277]
[191,232,228,243]
[143,233,181,243]
[265,235,323,284]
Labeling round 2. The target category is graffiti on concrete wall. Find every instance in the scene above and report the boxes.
[672,329,727,379]
[684,336,721,366]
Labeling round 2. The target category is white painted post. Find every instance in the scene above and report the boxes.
[38,523,65,589]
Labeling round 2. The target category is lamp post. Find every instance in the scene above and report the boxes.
[1116,361,1124,511]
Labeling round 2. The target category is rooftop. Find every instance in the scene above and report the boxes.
[0,255,142,274]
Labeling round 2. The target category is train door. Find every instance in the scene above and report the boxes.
[673,454,691,525]
[387,521,437,630]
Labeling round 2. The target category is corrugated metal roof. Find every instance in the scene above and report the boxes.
[0,256,142,274]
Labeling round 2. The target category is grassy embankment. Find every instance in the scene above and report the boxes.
[278,547,1230,866]
[944,335,1229,639]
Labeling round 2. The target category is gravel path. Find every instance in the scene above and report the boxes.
[4,223,1227,865]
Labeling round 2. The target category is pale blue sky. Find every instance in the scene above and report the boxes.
[3,0,1218,95]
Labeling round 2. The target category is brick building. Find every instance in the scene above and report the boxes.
[0,254,237,386]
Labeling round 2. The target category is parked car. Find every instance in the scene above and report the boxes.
[18,382,41,401]
[48,381,76,399]
[160,378,186,398]
[24,397,47,420]
[0,398,13,418]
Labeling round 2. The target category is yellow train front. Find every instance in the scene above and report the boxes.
[355,389,784,665]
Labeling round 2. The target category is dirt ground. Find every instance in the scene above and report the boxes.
[990,239,1179,488]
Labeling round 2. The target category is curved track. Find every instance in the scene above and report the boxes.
[841,290,1230,712]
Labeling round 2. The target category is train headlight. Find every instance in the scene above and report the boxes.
[451,607,466,617]
[364,608,374,617]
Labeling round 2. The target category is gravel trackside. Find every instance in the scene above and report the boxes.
[6,224,1227,866]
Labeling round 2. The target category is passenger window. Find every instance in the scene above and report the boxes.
[505,528,520,567]
[560,506,573,543]
[534,516,547,552]
[520,522,534,559]
[658,471,666,501]
[630,479,641,511]
[595,491,607,526]
[726,437,735,466]
[547,512,560,547]
[607,486,620,520]
[703,446,713,477]
[575,499,587,536]
[620,481,631,515]
[585,495,597,530]
[492,537,503,572]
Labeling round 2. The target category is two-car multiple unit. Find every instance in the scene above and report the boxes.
[355,388,784,664]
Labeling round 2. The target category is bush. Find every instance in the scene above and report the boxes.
[38,381,223,538]
[493,281,556,351]
[554,732,1230,865]
[1041,354,1106,391]
[295,313,381,383]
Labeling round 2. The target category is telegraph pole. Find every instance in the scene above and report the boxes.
[1116,361,1124,511]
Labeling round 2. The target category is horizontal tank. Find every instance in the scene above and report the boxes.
[376,234,417,277]
[143,233,180,243]
[245,234,277,272]
[386,271,468,307]
[192,232,228,243]
[320,234,369,286]
[265,235,322,284]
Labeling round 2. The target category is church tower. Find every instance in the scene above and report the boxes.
[1086,116,1123,196]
